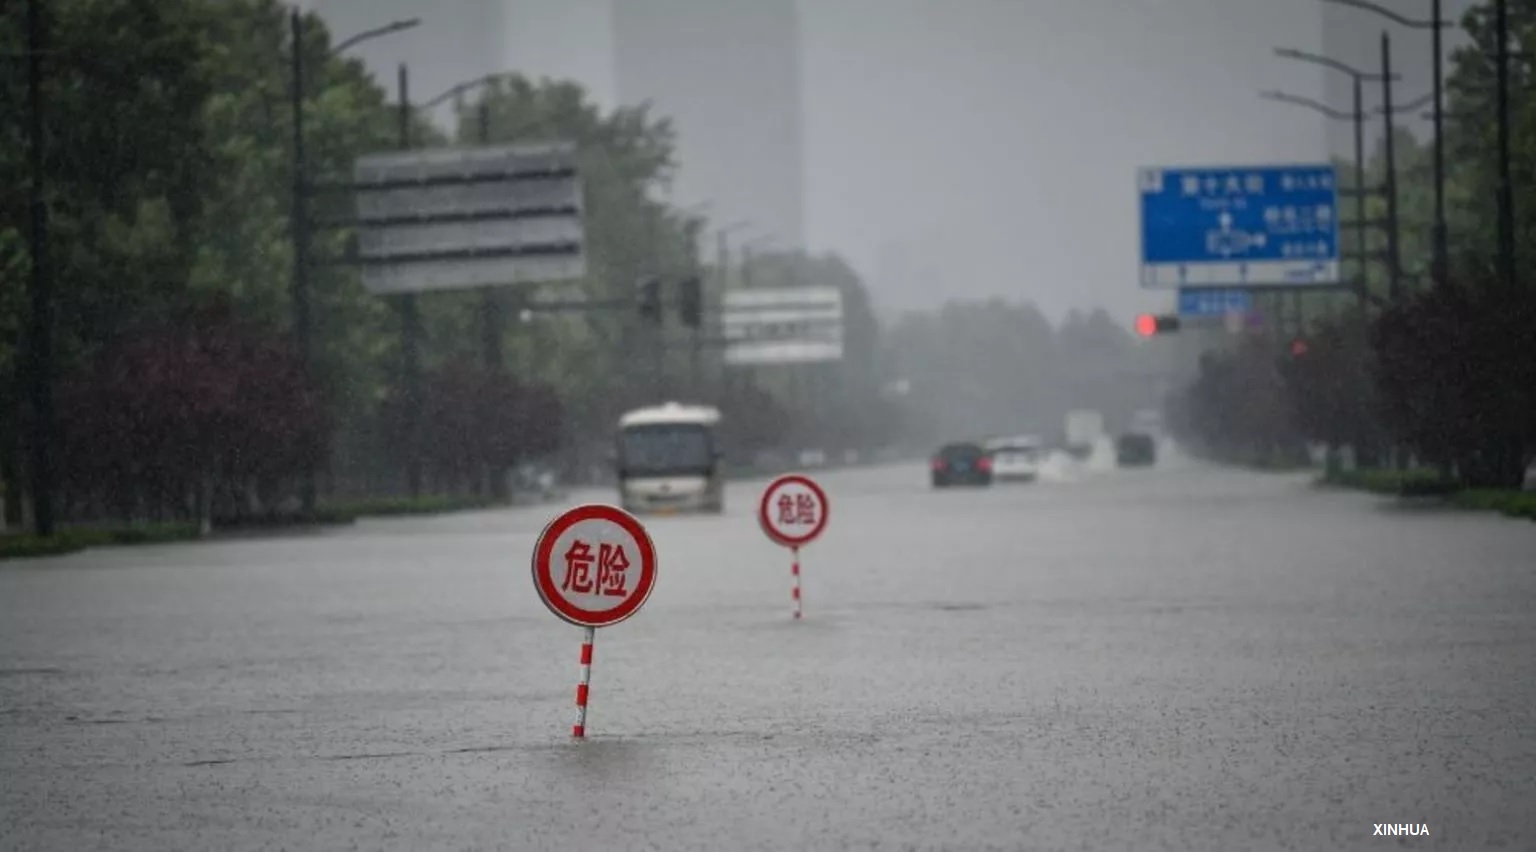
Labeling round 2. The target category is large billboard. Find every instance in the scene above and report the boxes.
[1138,163,1340,289]
[350,142,586,295]
[721,287,844,365]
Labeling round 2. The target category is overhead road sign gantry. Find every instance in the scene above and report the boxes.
[1139,164,1341,290]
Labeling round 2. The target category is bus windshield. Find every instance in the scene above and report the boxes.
[618,423,715,476]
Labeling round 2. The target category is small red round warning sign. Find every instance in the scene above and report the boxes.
[531,504,658,628]
[758,474,830,549]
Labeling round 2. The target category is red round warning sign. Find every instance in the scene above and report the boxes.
[758,474,830,549]
[532,504,658,628]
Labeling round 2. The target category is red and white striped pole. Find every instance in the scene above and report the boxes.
[791,546,802,620]
[572,626,595,738]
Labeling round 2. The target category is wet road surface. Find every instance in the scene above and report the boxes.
[4,454,1535,850]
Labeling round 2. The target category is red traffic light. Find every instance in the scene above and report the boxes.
[1290,337,1309,357]
[1135,314,1180,337]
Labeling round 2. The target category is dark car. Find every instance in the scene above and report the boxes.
[1116,433,1157,467]
[931,442,993,487]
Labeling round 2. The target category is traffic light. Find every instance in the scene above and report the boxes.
[636,276,662,324]
[1289,337,1309,358]
[677,276,702,328]
[1134,313,1181,337]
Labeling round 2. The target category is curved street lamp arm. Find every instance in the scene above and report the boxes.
[1274,46,1398,81]
[1260,90,1355,121]
[422,72,522,111]
[1321,0,1449,30]
[330,18,420,58]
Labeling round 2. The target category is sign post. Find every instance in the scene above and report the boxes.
[531,504,658,738]
[757,474,830,620]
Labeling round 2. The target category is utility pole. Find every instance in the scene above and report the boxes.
[690,274,703,398]
[1430,0,1448,286]
[289,9,318,516]
[477,100,503,374]
[476,99,508,499]
[398,64,423,499]
[25,0,55,536]
[1495,0,1515,289]
[716,230,735,401]
[649,216,665,400]
[1381,32,1402,302]
[1352,76,1369,312]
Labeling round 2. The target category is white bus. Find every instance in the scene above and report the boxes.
[614,402,726,515]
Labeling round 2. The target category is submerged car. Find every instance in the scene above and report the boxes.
[984,435,1044,482]
[931,441,993,487]
[1115,433,1157,467]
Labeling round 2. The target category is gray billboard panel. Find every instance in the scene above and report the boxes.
[351,142,585,295]
[360,254,589,296]
[722,286,844,365]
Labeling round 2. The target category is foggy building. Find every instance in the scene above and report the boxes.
[612,0,806,251]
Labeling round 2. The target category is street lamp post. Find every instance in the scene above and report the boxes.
[422,73,525,379]
[396,63,424,500]
[1262,89,1369,312]
[1431,0,1446,284]
[735,233,776,400]
[715,221,751,291]
[1495,0,1515,288]
[1268,47,1402,309]
[1351,76,1370,312]
[25,0,55,536]
[289,10,312,394]
[1381,32,1402,302]
[740,234,777,288]
[672,201,713,396]
[474,100,503,377]
[713,221,750,399]
[1321,0,1455,285]
[1262,87,1430,306]
[288,11,419,514]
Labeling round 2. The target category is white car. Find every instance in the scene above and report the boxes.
[984,436,1044,482]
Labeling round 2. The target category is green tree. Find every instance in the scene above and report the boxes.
[2,0,217,526]
[1,0,215,372]
[185,0,447,498]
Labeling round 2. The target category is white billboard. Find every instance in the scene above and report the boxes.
[351,142,586,295]
[722,286,844,365]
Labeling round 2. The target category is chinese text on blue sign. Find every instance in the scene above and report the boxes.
[1139,164,1340,289]
[1177,288,1253,317]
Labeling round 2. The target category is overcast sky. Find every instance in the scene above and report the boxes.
[304,0,1470,324]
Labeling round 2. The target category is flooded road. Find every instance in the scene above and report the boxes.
[4,456,1534,850]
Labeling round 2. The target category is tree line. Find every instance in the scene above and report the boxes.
[1171,0,1536,489]
[885,301,1161,450]
[0,0,894,532]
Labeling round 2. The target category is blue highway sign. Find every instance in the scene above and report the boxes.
[1177,288,1253,317]
[1138,164,1340,289]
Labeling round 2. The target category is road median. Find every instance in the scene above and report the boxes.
[1319,468,1536,521]
[0,494,519,562]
